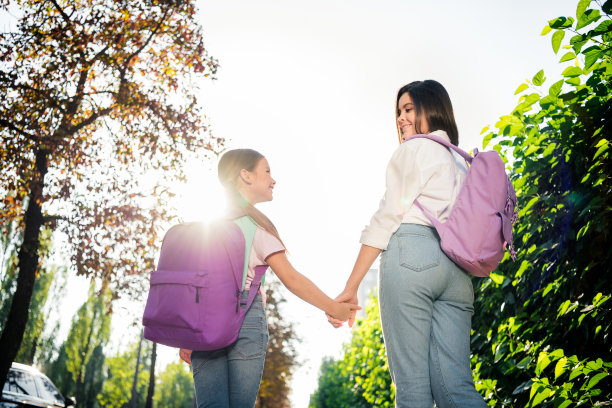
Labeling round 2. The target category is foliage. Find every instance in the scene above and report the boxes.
[0,225,65,365]
[46,283,111,407]
[98,337,153,408]
[154,361,194,408]
[472,0,612,406]
[0,0,221,386]
[309,293,393,408]
[256,278,300,408]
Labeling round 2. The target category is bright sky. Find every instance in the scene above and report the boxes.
[23,0,579,406]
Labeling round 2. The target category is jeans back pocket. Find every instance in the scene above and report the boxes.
[398,232,441,272]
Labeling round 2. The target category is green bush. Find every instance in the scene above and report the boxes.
[471,0,612,406]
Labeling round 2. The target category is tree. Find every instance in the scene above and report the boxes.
[470,0,612,406]
[99,337,154,408]
[154,361,194,408]
[47,283,112,407]
[0,225,65,366]
[255,278,300,408]
[0,0,221,386]
[145,342,156,408]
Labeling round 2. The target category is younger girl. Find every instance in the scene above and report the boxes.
[332,80,487,407]
[179,148,359,408]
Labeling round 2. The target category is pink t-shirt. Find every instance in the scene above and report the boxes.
[243,227,285,302]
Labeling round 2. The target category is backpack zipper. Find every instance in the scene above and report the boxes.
[195,287,199,303]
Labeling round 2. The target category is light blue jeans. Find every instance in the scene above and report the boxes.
[379,224,487,408]
[191,293,268,408]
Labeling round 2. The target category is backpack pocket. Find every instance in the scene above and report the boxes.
[143,270,208,331]
[397,232,441,272]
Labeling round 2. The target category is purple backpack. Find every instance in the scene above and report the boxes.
[142,216,266,350]
[409,134,518,277]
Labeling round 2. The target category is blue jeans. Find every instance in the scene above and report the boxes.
[191,293,268,408]
[379,224,487,408]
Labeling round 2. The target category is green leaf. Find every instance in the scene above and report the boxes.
[562,66,582,77]
[593,19,612,34]
[576,9,601,30]
[555,357,568,379]
[490,272,504,285]
[525,144,539,156]
[542,143,556,157]
[548,17,575,29]
[552,30,565,54]
[584,372,608,390]
[536,352,552,376]
[594,143,609,160]
[557,300,571,317]
[515,83,529,95]
[559,51,576,62]
[565,77,581,86]
[541,25,552,35]
[584,49,603,70]
[532,70,546,86]
[482,132,493,149]
[569,367,583,381]
[576,0,590,20]
[524,196,539,212]
[595,138,609,148]
[480,126,489,135]
[529,382,552,406]
[548,79,564,96]
[517,356,532,369]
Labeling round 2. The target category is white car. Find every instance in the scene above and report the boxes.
[1,362,75,408]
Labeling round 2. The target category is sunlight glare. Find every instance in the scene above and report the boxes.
[176,158,226,223]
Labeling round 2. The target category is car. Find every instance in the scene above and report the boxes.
[1,362,75,408]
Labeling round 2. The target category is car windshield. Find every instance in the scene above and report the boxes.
[35,375,64,405]
[3,369,38,396]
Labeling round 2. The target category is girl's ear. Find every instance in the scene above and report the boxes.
[239,168,252,185]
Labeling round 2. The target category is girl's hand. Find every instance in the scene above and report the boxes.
[179,348,192,365]
[327,289,359,328]
[330,301,361,323]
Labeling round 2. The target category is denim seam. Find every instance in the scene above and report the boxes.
[431,333,457,408]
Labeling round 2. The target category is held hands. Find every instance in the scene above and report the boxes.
[330,300,361,323]
[327,289,359,328]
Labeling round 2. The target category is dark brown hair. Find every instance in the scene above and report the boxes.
[217,149,284,247]
[395,80,459,146]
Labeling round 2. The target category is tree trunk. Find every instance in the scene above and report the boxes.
[76,306,98,406]
[0,149,48,387]
[145,342,156,408]
[28,336,38,365]
[129,330,143,408]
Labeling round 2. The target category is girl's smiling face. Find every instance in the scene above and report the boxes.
[240,157,276,204]
[397,92,429,141]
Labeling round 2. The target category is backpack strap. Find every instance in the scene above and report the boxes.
[408,134,474,226]
[408,134,474,164]
[233,216,268,310]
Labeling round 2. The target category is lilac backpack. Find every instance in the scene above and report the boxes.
[142,216,266,350]
[409,134,518,277]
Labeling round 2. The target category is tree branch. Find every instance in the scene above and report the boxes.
[49,0,72,26]
[66,106,113,136]
[0,119,37,142]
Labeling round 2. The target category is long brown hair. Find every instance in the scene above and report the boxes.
[217,149,284,247]
[395,80,459,146]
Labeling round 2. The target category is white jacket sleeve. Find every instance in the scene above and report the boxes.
[359,144,424,250]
